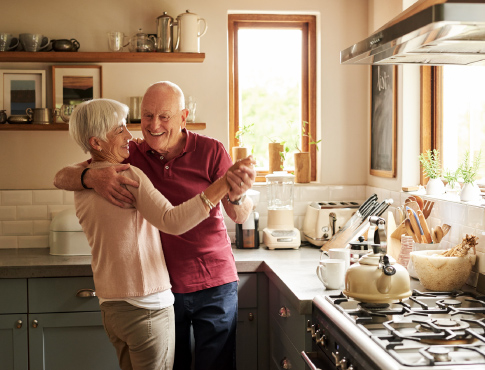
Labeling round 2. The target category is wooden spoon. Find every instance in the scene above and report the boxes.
[430,228,438,243]
[413,195,424,211]
[441,224,451,237]
[405,218,419,242]
[435,226,444,242]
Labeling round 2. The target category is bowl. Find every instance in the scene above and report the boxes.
[7,115,30,124]
[410,249,476,291]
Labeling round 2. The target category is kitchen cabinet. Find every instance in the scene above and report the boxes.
[0,51,206,132]
[268,280,311,370]
[0,277,118,370]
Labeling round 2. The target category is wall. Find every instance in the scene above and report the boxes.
[0,0,369,189]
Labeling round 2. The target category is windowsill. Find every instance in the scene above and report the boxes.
[407,189,485,208]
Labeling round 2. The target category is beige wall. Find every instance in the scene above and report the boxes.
[0,0,371,189]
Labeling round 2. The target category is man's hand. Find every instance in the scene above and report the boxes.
[226,156,256,201]
[84,164,139,207]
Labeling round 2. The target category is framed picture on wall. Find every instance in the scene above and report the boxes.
[52,65,102,123]
[0,70,46,116]
[370,65,397,178]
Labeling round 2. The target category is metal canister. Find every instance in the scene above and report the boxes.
[156,12,174,52]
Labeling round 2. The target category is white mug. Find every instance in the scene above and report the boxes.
[316,259,345,290]
[321,248,350,271]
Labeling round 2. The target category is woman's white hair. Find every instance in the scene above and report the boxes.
[69,99,129,153]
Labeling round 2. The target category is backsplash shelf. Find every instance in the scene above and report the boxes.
[0,123,206,131]
[0,52,205,63]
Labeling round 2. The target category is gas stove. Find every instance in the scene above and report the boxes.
[303,290,485,370]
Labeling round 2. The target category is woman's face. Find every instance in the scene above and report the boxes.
[99,122,133,163]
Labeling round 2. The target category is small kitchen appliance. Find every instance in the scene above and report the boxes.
[302,201,360,247]
[263,171,300,249]
[49,208,90,256]
[235,189,260,249]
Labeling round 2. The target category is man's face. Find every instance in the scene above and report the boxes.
[140,88,186,153]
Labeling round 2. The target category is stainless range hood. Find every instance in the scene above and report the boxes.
[340,0,485,66]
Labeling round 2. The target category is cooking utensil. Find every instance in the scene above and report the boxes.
[416,209,432,243]
[403,200,420,214]
[404,218,418,242]
[423,199,434,219]
[430,228,438,243]
[441,224,451,237]
[391,220,407,240]
[435,226,444,242]
[413,195,424,211]
[406,207,425,243]
[337,194,377,233]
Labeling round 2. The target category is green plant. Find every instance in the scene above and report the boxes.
[443,168,459,189]
[235,123,254,148]
[458,148,482,184]
[279,141,290,170]
[295,121,321,152]
[418,149,441,179]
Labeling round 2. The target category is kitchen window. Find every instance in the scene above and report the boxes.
[228,14,316,181]
[422,66,485,189]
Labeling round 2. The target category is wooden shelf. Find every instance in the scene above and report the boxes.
[0,51,205,63]
[0,123,206,131]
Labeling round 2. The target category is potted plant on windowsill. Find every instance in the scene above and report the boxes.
[232,123,254,163]
[294,121,321,183]
[418,149,444,195]
[458,149,482,202]
[443,168,461,199]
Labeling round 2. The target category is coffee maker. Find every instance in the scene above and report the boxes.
[236,189,260,249]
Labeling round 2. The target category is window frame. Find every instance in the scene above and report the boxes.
[228,14,317,181]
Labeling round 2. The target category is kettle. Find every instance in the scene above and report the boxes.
[128,29,156,53]
[344,216,412,303]
[174,10,207,53]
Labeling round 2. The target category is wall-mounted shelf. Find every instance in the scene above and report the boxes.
[0,51,205,63]
[0,123,206,131]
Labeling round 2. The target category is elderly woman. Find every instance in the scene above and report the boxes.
[68,98,254,370]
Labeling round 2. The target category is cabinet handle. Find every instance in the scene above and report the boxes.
[76,288,96,298]
[279,306,291,318]
[32,320,38,328]
[248,312,254,321]
[16,320,22,329]
[280,357,292,369]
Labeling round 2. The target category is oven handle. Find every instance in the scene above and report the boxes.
[300,351,322,370]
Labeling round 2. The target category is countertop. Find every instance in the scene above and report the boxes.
[0,244,432,315]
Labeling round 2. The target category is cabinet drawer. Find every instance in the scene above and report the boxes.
[238,273,258,308]
[269,281,310,352]
[0,279,27,314]
[29,277,99,313]
[270,315,305,370]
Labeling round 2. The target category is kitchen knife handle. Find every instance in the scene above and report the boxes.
[417,210,432,243]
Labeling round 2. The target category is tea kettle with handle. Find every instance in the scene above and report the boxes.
[174,10,207,53]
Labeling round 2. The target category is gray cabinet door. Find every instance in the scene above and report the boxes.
[28,311,118,370]
[237,308,258,370]
[0,314,28,370]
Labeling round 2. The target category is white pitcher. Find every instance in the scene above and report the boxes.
[174,10,207,53]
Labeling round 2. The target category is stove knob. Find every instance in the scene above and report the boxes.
[315,330,326,346]
[332,352,348,370]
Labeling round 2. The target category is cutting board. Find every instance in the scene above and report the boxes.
[387,211,401,261]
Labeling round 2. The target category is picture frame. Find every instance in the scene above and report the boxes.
[52,65,102,123]
[370,65,397,178]
[0,69,46,116]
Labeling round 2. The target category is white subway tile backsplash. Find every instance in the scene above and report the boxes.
[17,205,48,220]
[467,206,485,229]
[473,252,485,274]
[477,230,485,253]
[47,205,75,219]
[3,221,33,236]
[1,191,32,206]
[297,185,329,202]
[0,236,17,249]
[33,220,51,235]
[63,191,75,205]
[0,206,16,221]
[450,202,467,224]
[329,185,365,201]
[33,190,63,205]
[18,235,49,249]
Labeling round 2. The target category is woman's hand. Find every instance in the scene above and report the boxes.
[226,156,256,201]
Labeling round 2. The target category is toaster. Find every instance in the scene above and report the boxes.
[302,201,360,247]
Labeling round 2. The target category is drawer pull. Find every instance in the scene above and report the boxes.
[32,320,38,328]
[248,312,254,321]
[280,357,292,369]
[16,320,22,329]
[278,306,291,318]
[76,289,96,298]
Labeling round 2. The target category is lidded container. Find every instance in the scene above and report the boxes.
[266,171,295,211]
[49,208,90,256]
[128,29,156,52]
[156,12,174,52]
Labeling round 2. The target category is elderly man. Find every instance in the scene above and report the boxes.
[54,81,256,370]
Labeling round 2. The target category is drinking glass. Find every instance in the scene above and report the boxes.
[186,96,196,123]
[107,32,126,52]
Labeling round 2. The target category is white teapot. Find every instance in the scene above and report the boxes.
[174,10,207,53]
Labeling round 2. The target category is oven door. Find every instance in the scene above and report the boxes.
[301,350,335,370]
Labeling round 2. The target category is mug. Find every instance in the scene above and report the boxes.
[19,33,50,52]
[26,108,54,124]
[0,33,19,51]
[316,259,345,290]
[321,248,350,271]
[107,31,127,52]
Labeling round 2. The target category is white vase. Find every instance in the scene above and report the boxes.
[426,178,445,195]
[460,182,480,202]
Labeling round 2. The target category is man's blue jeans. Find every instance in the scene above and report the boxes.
[173,281,238,370]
